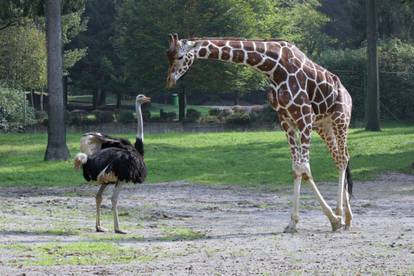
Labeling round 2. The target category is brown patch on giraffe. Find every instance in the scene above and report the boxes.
[229,41,242,49]
[201,41,209,47]
[198,48,207,58]
[232,50,245,63]
[266,43,280,60]
[273,65,288,84]
[287,104,301,121]
[316,70,325,83]
[292,47,305,62]
[247,52,262,66]
[208,45,219,59]
[242,41,254,51]
[255,42,265,53]
[288,75,300,92]
[276,89,291,107]
[319,102,328,114]
[293,91,308,105]
[307,79,316,100]
[257,58,276,72]
[314,88,324,103]
[296,70,307,89]
[212,40,226,47]
[221,47,231,60]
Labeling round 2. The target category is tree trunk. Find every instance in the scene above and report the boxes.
[179,86,187,121]
[63,75,68,110]
[365,0,381,131]
[44,0,69,160]
[116,91,121,109]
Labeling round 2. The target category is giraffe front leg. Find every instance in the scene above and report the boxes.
[296,121,342,232]
[284,173,301,233]
[280,119,302,233]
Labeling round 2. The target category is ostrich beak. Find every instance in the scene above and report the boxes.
[143,96,151,103]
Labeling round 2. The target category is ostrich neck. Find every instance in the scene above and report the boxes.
[135,102,144,141]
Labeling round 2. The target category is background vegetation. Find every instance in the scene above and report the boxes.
[1,0,414,129]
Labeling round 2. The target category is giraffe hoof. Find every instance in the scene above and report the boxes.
[96,226,107,232]
[344,223,352,230]
[331,216,344,232]
[283,225,298,233]
[115,229,128,234]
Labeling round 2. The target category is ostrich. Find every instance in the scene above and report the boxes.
[74,94,150,234]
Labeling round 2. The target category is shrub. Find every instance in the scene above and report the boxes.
[0,85,35,131]
[92,110,114,123]
[160,109,176,121]
[117,110,135,124]
[199,115,221,124]
[225,112,251,125]
[186,108,201,122]
[142,109,151,121]
[69,110,87,126]
[35,110,48,124]
[250,105,277,123]
[208,108,221,116]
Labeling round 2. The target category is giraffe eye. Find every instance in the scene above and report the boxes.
[177,55,184,60]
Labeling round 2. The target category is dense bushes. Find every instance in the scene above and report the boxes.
[186,108,201,122]
[319,39,414,121]
[117,110,135,124]
[92,110,114,123]
[0,85,35,131]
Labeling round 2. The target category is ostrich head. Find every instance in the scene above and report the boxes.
[136,94,151,105]
[166,33,197,88]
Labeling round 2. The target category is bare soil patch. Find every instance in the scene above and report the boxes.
[1,173,413,275]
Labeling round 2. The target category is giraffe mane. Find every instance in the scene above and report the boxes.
[188,37,287,42]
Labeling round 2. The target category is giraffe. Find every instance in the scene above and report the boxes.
[166,33,353,232]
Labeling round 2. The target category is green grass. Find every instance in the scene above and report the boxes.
[0,124,413,187]
[1,242,155,266]
[159,226,206,241]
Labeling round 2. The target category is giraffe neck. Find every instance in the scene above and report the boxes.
[191,39,295,85]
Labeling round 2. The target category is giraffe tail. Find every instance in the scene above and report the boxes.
[345,161,353,198]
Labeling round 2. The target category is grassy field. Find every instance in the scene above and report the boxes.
[0,124,413,187]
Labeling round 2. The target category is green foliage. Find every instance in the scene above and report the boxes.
[0,23,46,89]
[186,108,202,122]
[92,110,114,123]
[225,112,251,126]
[199,115,221,124]
[319,39,414,120]
[117,110,135,124]
[0,85,35,131]
[160,109,177,121]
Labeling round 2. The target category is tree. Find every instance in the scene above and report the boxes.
[366,0,381,131]
[44,0,70,160]
[69,0,122,108]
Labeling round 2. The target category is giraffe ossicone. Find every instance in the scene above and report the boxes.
[166,33,353,232]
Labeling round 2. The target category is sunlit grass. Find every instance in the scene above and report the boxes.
[0,124,413,187]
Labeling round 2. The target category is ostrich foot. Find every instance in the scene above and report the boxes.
[331,215,344,232]
[283,224,298,233]
[115,229,127,234]
[96,226,107,232]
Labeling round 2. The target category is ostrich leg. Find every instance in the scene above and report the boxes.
[95,184,108,232]
[111,182,126,234]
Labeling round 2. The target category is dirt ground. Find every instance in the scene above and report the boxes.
[1,172,413,275]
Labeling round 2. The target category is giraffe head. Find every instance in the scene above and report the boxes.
[166,33,196,88]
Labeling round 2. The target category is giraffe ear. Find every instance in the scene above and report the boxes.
[168,33,177,52]
[173,33,179,42]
